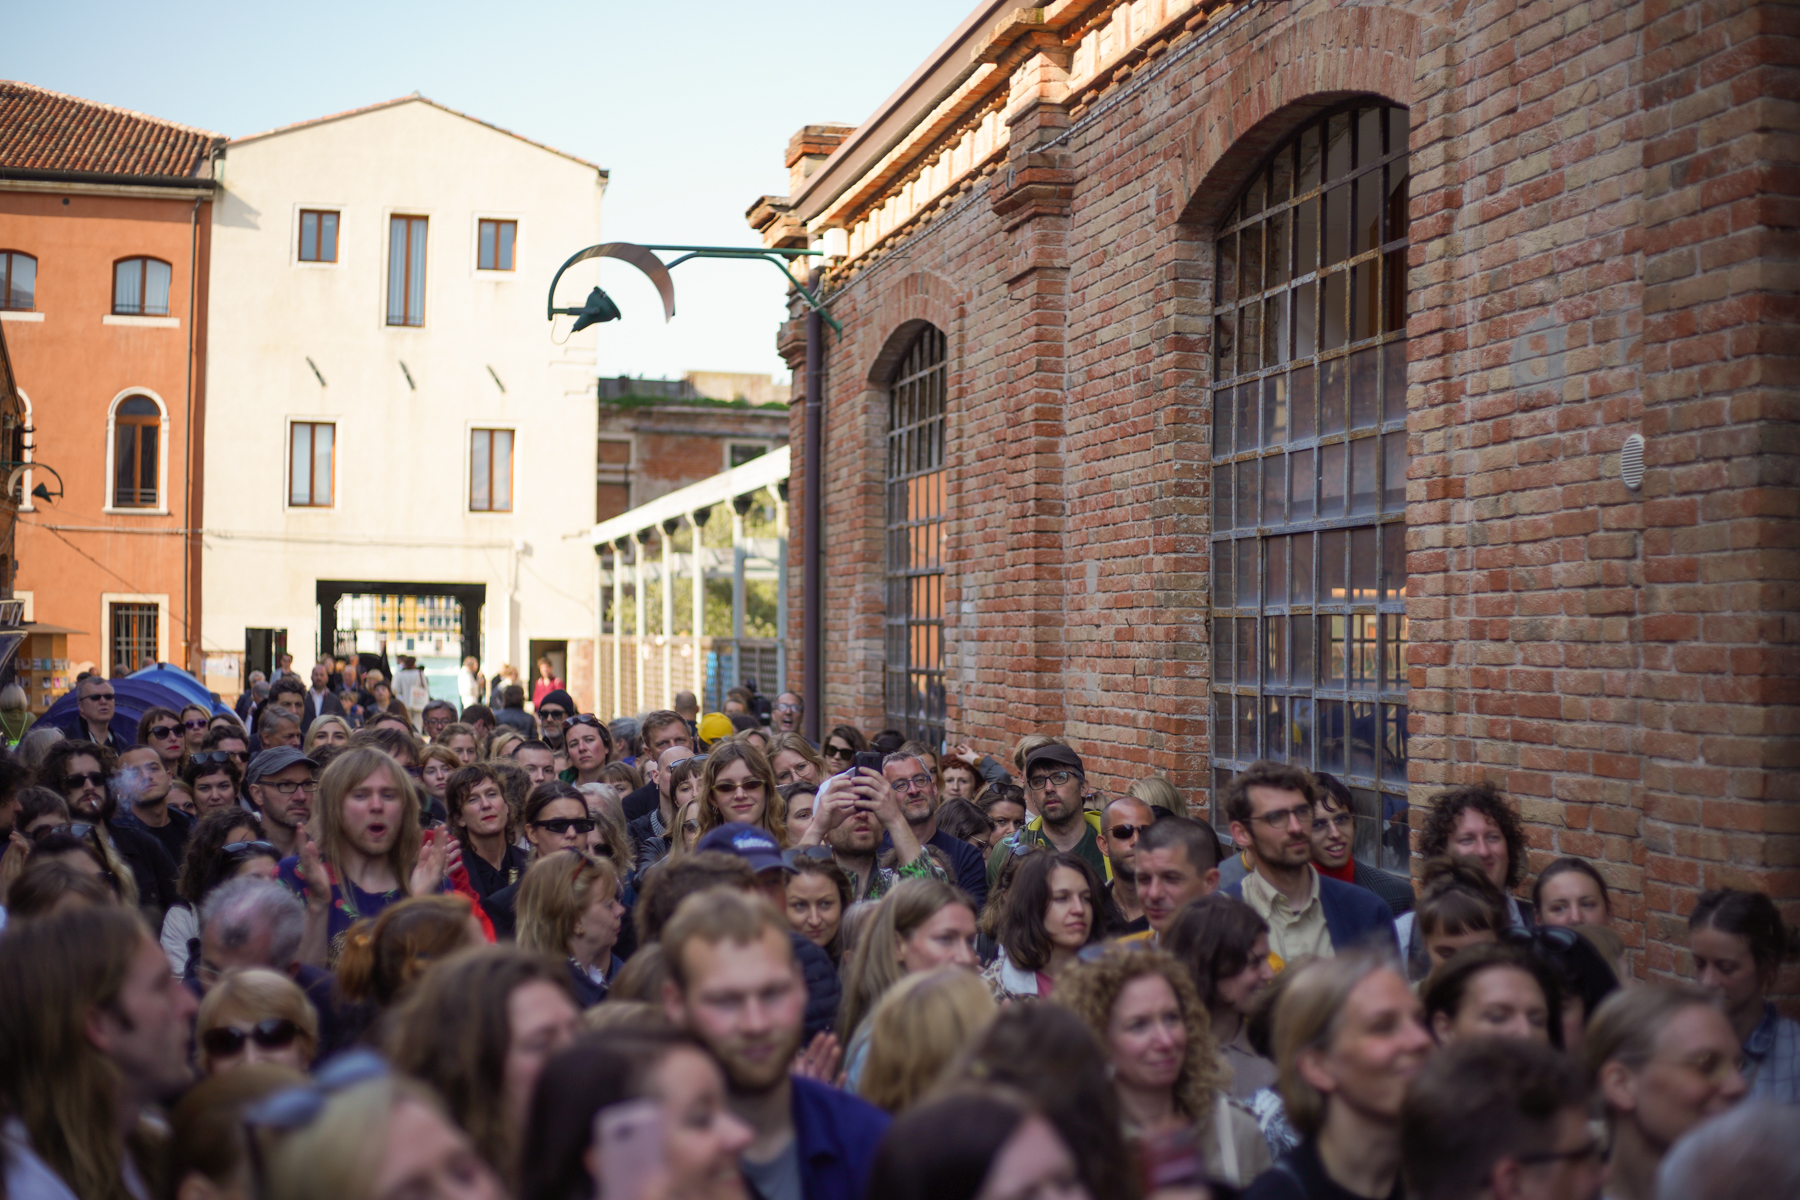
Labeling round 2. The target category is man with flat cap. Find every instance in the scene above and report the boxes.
[244,746,318,862]
[985,741,1111,884]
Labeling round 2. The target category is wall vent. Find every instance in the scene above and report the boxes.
[1621,433,1645,490]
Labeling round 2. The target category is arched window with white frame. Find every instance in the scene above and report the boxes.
[108,392,166,510]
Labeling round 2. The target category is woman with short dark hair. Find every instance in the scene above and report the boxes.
[1162,893,1277,1100]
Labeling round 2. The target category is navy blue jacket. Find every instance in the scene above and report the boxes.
[876,827,989,910]
[1225,872,1398,955]
[790,1075,889,1200]
[792,932,840,1042]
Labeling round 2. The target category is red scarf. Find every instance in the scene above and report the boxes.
[1314,859,1356,884]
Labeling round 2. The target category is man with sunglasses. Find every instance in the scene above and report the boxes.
[984,743,1110,886]
[533,687,577,750]
[50,674,129,752]
[627,743,699,866]
[39,739,179,918]
[1221,761,1396,963]
[1099,794,1158,932]
[1401,1037,1602,1200]
[556,713,612,787]
[246,747,320,862]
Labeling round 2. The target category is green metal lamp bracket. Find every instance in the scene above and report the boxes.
[546,242,840,337]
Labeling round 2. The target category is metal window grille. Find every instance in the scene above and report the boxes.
[884,324,948,747]
[110,603,158,669]
[1209,102,1413,870]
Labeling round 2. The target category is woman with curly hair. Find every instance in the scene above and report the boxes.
[1395,783,1533,974]
[1059,945,1270,1188]
[161,808,278,976]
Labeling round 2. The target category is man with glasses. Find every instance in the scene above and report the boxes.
[771,691,805,737]
[880,744,987,908]
[557,714,612,786]
[54,675,128,752]
[246,747,319,862]
[38,739,179,918]
[795,760,945,904]
[1401,1037,1602,1200]
[1308,771,1415,916]
[1220,760,1396,962]
[985,742,1110,884]
[1099,793,1158,932]
[533,687,576,750]
[420,698,458,742]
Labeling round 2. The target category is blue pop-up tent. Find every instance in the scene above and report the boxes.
[38,665,232,745]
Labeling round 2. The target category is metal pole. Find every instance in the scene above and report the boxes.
[802,271,824,744]
[661,519,676,709]
[634,530,648,714]
[731,498,747,692]
[773,484,789,698]
[612,541,625,720]
[689,511,705,705]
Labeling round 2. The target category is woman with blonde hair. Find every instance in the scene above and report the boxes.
[303,712,352,755]
[859,966,996,1113]
[770,731,825,788]
[259,1071,506,1200]
[1243,952,1434,1200]
[196,967,319,1075]
[515,849,626,1007]
[696,738,786,846]
[0,682,35,744]
[1128,776,1188,817]
[484,726,525,760]
[1060,946,1269,1187]
[838,878,980,1086]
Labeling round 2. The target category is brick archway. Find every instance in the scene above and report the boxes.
[858,269,960,385]
[1175,6,1422,230]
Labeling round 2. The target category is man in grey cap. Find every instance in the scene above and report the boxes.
[245,747,318,861]
[985,742,1110,884]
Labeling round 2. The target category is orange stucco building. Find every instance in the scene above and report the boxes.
[0,81,220,674]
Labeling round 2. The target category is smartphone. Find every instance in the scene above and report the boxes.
[852,750,884,773]
[595,1099,665,1200]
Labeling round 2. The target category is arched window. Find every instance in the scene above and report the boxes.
[1209,101,1412,868]
[0,252,35,310]
[113,257,172,316]
[113,395,161,508]
[884,324,948,745]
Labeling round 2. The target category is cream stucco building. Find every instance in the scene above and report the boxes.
[201,95,606,703]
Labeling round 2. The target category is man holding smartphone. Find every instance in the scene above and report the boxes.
[792,758,946,904]
[879,745,988,908]
[662,888,889,1200]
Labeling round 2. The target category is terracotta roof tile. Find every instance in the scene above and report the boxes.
[0,80,222,180]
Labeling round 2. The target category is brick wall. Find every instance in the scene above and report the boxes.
[776,0,1798,990]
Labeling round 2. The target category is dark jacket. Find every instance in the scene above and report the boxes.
[1242,1137,1400,1200]
[792,932,840,1042]
[496,707,536,735]
[110,822,179,920]
[565,954,624,1008]
[1224,873,1398,956]
[627,807,671,866]
[1350,859,1415,916]
[789,1075,890,1200]
[300,688,345,733]
[621,781,659,822]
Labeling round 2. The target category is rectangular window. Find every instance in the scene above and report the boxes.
[884,325,948,748]
[470,429,513,512]
[113,258,171,316]
[110,603,158,670]
[289,422,335,507]
[387,216,428,326]
[299,210,339,263]
[477,220,516,271]
[0,252,36,310]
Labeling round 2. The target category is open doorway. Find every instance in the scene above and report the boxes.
[527,639,568,712]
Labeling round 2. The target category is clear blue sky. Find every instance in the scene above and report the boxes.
[6,0,975,384]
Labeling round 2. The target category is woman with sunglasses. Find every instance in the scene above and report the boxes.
[177,703,213,758]
[696,740,786,847]
[181,751,245,818]
[517,849,626,1007]
[196,966,319,1075]
[820,724,867,777]
[482,783,597,939]
[162,808,279,976]
[136,706,186,773]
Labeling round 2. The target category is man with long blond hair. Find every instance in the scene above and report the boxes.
[275,745,451,953]
[0,906,198,1200]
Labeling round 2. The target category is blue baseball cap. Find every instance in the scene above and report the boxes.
[696,822,789,874]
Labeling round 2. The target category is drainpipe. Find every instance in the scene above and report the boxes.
[183,197,199,671]
[801,270,824,744]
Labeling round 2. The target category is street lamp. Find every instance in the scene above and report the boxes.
[545,242,835,334]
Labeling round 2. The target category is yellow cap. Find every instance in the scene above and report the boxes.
[697,712,734,743]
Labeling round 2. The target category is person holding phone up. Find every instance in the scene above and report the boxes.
[790,756,947,905]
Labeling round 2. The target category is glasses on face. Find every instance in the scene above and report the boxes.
[80,691,115,703]
[774,702,800,714]
[1251,803,1314,830]
[538,708,567,722]
[261,779,319,797]
[1027,770,1077,792]
[32,822,96,844]
[1515,1139,1604,1168]
[201,1017,300,1060]
[183,718,210,732]
[1312,812,1354,834]
[190,751,236,767]
[147,724,179,740]
[714,779,765,798]
[590,843,613,859]
[532,817,596,835]
[681,819,701,834]
[1107,823,1145,841]
[891,774,934,794]
[62,771,106,791]
[823,744,853,761]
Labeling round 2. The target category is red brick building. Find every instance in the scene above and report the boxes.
[595,376,789,521]
[0,82,220,675]
[757,0,1797,977]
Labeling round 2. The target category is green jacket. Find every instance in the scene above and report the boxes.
[985,810,1111,885]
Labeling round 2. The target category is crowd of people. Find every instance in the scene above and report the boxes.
[0,659,1795,1200]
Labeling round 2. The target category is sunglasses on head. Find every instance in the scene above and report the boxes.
[190,751,237,767]
[565,714,608,736]
[32,822,96,844]
[221,840,279,859]
[201,1018,300,1059]
[532,817,596,835]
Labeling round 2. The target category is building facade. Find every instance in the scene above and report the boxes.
[759,0,1797,978]
[595,380,789,522]
[202,96,606,707]
[0,81,220,675]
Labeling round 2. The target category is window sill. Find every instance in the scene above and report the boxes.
[104,315,180,328]
[101,506,169,516]
[0,311,43,323]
